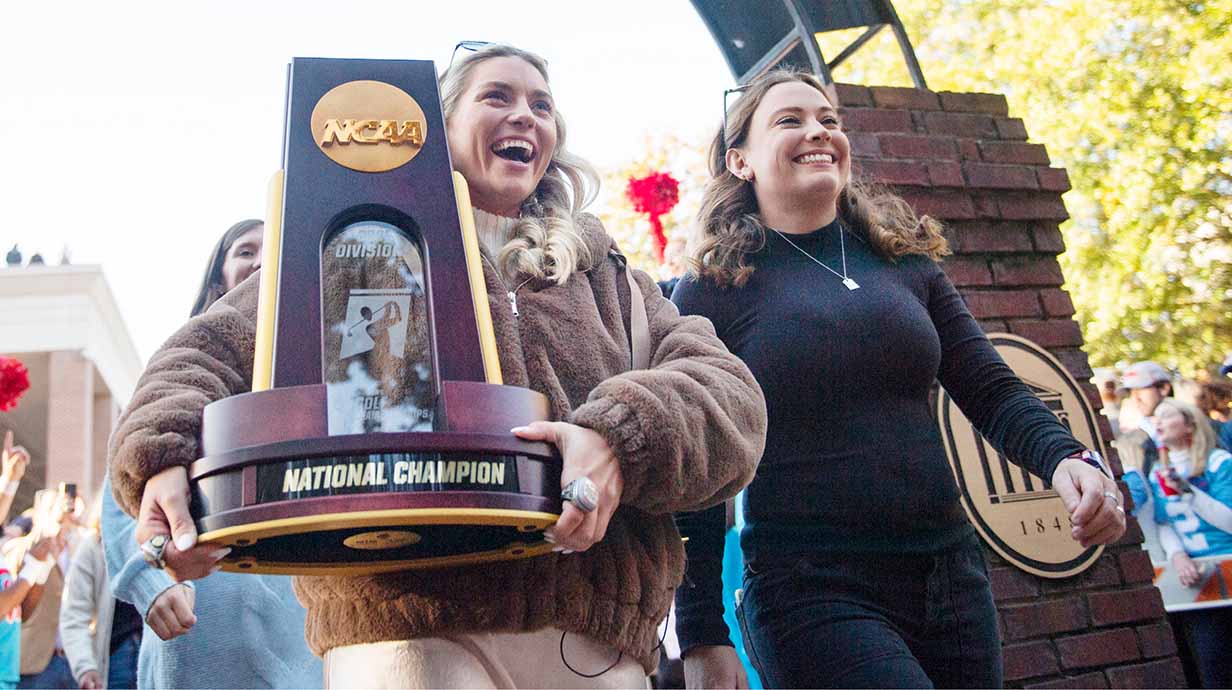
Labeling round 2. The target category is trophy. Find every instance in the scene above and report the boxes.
[189,58,561,575]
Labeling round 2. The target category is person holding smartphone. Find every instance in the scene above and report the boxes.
[0,485,80,688]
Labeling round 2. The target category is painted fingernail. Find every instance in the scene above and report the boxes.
[510,426,529,434]
[211,548,232,560]
[174,534,196,551]
[543,533,555,543]
[552,545,564,552]
[562,549,575,555]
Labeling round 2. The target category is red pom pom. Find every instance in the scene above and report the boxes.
[625,171,681,263]
[0,357,30,412]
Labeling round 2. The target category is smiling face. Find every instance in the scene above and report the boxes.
[1154,403,1195,449]
[221,224,263,291]
[446,56,558,217]
[727,80,851,228]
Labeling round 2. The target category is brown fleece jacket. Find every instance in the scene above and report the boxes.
[109,214,766,672]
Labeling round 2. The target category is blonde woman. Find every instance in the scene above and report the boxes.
[109,44,766,689]
[1134,398,1231,688]
[671,69,1125,688]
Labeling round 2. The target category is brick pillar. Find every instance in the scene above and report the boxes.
[45,350,94,492]
[89,395,116,496]
[836,83,1186,689]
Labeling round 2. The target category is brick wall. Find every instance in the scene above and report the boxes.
[835,83,1186,689]
[45,350,94,491]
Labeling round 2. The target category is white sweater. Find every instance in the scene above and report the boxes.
[59,537,113,688]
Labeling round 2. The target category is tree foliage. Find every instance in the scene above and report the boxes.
[839,0,1230,377]
[606,0,1231,376]
[596,133,712,281]
[824,0,1232,376]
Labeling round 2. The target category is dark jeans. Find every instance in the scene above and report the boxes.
[737,535,1002,689]
[17,653,74,690]
[1172,606,1232,689]
[107,634,140,689]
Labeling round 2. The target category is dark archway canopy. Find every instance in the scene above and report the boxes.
[690,0,926,87]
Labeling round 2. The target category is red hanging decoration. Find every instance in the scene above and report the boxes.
[0,357,30,412]
[625,171,680,264]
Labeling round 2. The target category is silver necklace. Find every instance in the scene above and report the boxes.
[481,252,534,316]
[772,226,860,291]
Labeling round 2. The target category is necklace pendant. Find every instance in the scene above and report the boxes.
[842,277,860,291]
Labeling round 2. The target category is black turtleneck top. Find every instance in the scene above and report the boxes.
[670,218,1085,651]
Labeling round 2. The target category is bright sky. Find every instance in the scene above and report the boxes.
[1,0,733,361]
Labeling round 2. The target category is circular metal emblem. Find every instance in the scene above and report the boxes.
[937,334,1106,578]
[310,80,427,173]
[343,530,422,550]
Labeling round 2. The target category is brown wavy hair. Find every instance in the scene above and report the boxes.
[691,69,949,288]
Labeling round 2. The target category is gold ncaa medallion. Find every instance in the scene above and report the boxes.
[310,80,427,173]
[938,334,1106,578]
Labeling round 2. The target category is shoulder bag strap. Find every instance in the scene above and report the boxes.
[610,249,651,371]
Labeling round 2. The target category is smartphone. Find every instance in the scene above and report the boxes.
[58,482,77,513]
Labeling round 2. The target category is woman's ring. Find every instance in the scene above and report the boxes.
[1102,490,1121,505]
[561,478,599,513]
[141,534,170,569]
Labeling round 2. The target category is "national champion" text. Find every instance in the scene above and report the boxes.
[281,459,507,493]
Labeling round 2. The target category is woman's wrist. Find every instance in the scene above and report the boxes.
[18,553,54,585]
[1068,449,1110,477]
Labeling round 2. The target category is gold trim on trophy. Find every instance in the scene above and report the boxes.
[253,170,284,392]
[453,172,503,384]
[200,507,558,544]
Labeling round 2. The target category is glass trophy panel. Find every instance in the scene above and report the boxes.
[322,220,433,435]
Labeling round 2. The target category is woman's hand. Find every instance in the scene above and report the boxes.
[78,670,102,690]
[1051,457,1127,548]
[2,430,29,483]
[1171,552,1202,587]
[146,583,197,640]
[136,466,229,581]
[512,422,623,553]
[28,535,53,561]
[1159,468,1186,494]
[683,645,749,689]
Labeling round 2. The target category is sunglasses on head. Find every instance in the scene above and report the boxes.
[447,40,491,73]
[721,85,750,152]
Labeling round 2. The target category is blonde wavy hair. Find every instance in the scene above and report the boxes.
[692,69,949,288]
[440,44,599,284]
[1157,398,1219,477]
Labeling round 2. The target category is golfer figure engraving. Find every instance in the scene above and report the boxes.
[324,220,432,434]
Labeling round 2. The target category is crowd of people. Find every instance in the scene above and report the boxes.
[1104,360,1232,689]
[0,41,1221,689]
[0,437,138,690]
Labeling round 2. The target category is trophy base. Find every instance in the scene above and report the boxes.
[193,381,562,575]
[202,505,557,576]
